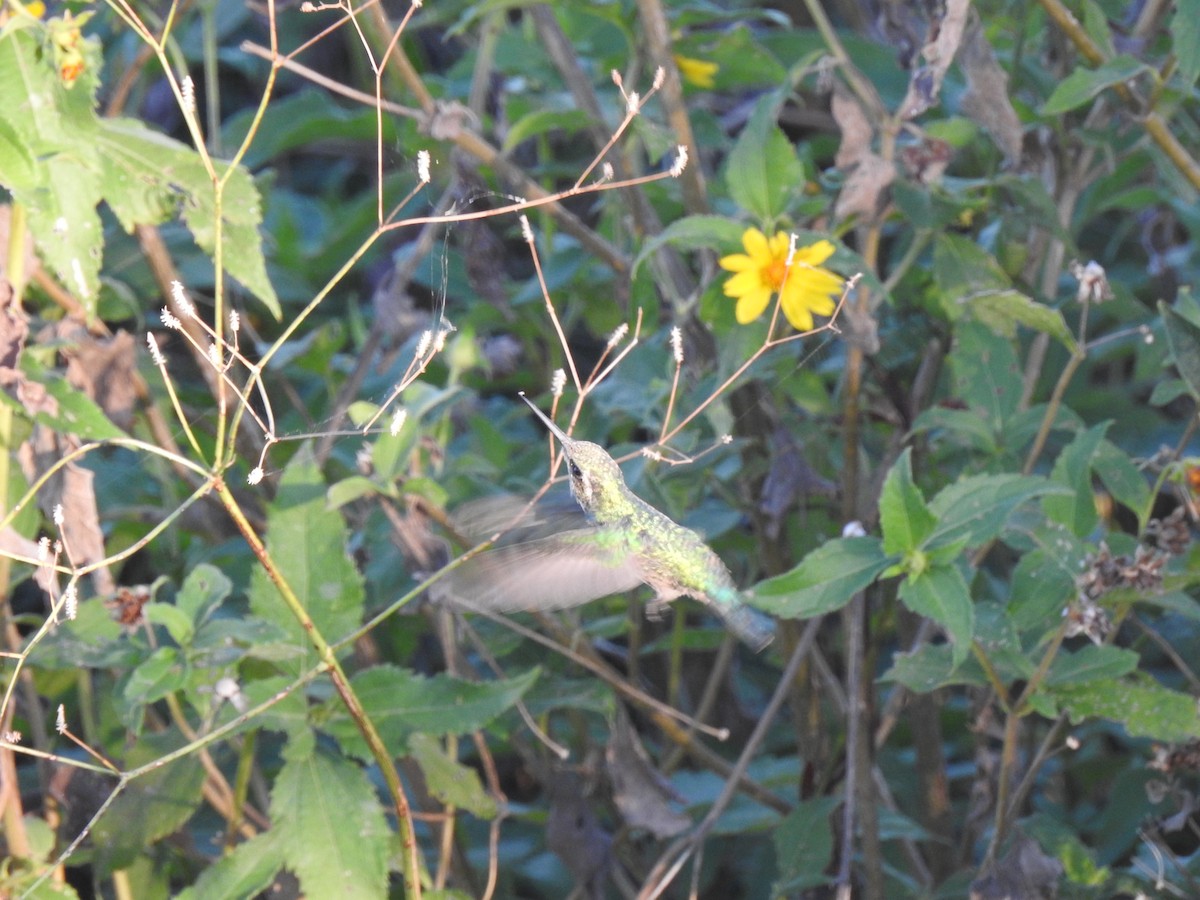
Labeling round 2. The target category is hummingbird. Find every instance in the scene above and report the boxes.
[436,393,775,651]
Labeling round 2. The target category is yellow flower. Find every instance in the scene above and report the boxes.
[719,229,843,331]
[674,54,718,89]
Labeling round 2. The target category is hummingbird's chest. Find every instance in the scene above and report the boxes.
[613,513,733,603]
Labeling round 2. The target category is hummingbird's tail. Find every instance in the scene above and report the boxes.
[719,603,775,651]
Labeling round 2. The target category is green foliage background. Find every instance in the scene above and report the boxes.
[2,0,1200,897]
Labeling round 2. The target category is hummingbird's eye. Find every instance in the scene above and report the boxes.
[569,461,582,479]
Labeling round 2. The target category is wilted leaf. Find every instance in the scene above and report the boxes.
[899,0,970,119]
[607,710,689,838]
[958,20,1023,161]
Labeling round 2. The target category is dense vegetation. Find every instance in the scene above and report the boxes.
[3,0,1200,897]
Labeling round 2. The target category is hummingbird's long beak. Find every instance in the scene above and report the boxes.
[519,392,576,448]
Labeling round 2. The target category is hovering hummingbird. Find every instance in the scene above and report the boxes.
[437,393,775,651]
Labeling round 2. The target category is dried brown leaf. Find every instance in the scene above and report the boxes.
[832,84,874,169]
[959,20,1023,162]
[606,710,690,839]
[62,327,138,430]
[900,0,971,119]
[835,152,896,222]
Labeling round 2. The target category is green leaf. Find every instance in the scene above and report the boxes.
[934,233,1011,307]
[271,747,390,900]
[1160,301,1200,403]
[898,565,974,666]
[143,603,194,647]
[1173,0,1200,87]
[967,289,1077,352]
[927,474,1068,549]
[0,355,127,439]
[631,215,747,279]
[947,320,1021,431]
[175,832,284,900]
[0,116,36,189]
[1045,646,1138,687]
[881,643,984,691]
[750,536,893,618]
[93,732,207,870]
[326,475,386,509]
[1043,423,1109,536]
[724,91,804,219]
[1041,55,1148,115]
[248,444,365,673]
[1092,438,1151,520]
[175,564,233,627]
[97,117,280,318]
[123,647,188,707]
[1009,547,1078,631]
[910,406,999,454]
[502,107,593,152]
[1047,677,1200,742]
[770,797,838,893]
[879,449,936,554]
[323,665,540,759]
[408,733,498,819]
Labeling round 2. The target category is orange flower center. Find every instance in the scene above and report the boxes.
[764,258,788,290]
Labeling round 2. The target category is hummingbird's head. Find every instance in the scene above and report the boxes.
[519,393,631,519]
[560,440,627,513]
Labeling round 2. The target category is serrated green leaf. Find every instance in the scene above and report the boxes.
[898,565,974,666]
[1043,423,1109,536]
[175,831,284,900]
[632,215,747,279]
[1045,645,1138,686]
[750,536,892,618]
[408,733,498,819]
[1160,301,1200,403]
[1041,55,1147,115]
[967,289,1077,352]
[928,473,1067,549]
[175,564,233,627]
[724,91,803,219]
[1048,677,1200,741]
[880,449,936,554]
[323,665,540,759]
[934,233,1011,305]
[248,444,364,672]
[271,747,389,900]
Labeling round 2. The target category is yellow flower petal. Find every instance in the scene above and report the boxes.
[742,228,770,260]
[719,252,755,272]
[736,288,772,324]
[793,239,836,266]
[724,269,766,297]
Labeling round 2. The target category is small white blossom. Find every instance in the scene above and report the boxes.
[550,369,567,397]
[417,150,431,184]
[147,333,165,366]
[52,505,64,527]
[607,323,628,349]
[669,145,688,177]
[626,91,641,115]
[670,326,683,364]
[600,162,614,183]
[160,307,181,331]
[2,731,21,744]
[842,521,867,538]
[181,76,195,117]
[62,584,77,620]
[414,330,432,360]
[247,466,264,485]
[207,343,221,368]
[652,67,665,90]
[519,215,534,244]
[641,447,664,462]
[229,310,240,333]
[389,408,408,437]
[56,705,66,734]
[37,536,50,561]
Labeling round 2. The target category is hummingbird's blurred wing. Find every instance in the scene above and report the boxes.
[434,529,643,612]
[449,491,586,544]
